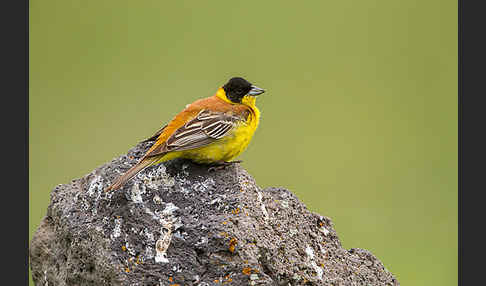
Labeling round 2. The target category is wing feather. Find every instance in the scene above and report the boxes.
[144,110,243,157]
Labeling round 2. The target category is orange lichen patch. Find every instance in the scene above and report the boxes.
[228,237,238,253]
[214,279,220,283]
[222,221,228,225]
[121,245,127,251]
[242,267,260,275]
[231,208,240,215]
[125,267,130,273]
[222,275,233,284]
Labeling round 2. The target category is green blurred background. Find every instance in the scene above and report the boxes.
[29,0,457,285]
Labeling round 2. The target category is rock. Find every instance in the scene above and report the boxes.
[29,142,399,286]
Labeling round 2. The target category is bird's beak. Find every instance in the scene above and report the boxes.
[248,85,265,96]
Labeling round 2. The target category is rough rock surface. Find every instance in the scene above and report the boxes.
[30,142,399,286]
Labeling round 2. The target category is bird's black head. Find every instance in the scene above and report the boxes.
[222,77,265,103]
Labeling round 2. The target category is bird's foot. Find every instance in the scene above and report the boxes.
[207,160,243,172]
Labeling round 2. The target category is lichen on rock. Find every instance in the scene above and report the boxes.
[30,142,399,285]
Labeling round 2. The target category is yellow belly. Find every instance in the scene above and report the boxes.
[178,121,256,163]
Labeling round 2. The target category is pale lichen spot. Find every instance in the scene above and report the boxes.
[155,219,174,263]
[311,261,323,279]
[144,207,160,221]
[130,183,145,203]
[320,226,330,236]
[162,203,179,216]
[195,236,208,247]
[155,231,172,263]
[140,164,175,189]
[256,191,269,220]
[143,228,155,242]
[111,218,123,240]
[210,197,222,205]
[145,245,154,260]
[153,195,163,205]
[305,245,323,279]
[193,177,216,193]
[87,175,103,196]
[305,245,315,260]
[319,244,327,255]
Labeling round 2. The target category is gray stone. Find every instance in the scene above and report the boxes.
[30,142,399,286]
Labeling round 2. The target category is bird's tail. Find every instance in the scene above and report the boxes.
[105,157,158,192]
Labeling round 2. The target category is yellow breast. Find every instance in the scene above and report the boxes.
[223,110,260,161]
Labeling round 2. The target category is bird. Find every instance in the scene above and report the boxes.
[105,77,265,192]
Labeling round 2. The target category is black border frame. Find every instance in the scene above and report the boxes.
[3,0,28,285]
[459,0,485,285]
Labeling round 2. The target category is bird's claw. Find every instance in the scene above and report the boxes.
[208,160,242,172]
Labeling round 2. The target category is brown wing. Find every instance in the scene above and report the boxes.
[141,124,167,142]
[144,109,244,158]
